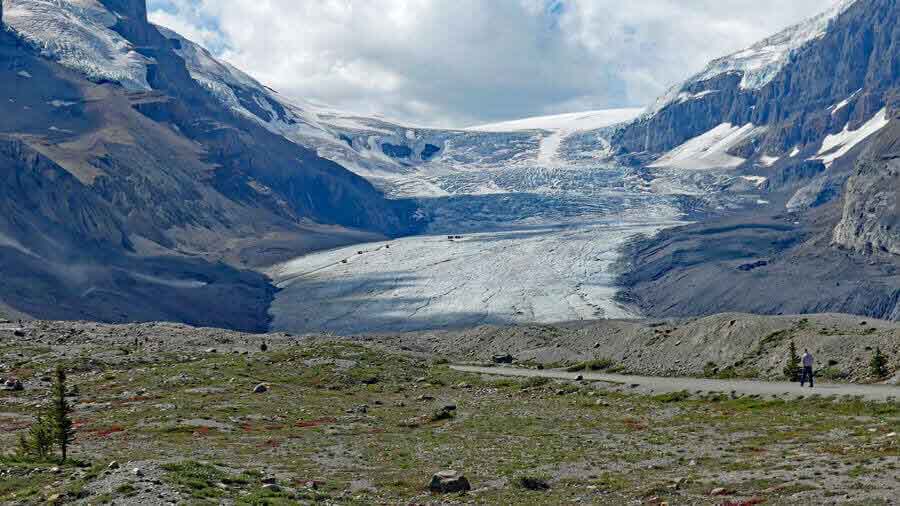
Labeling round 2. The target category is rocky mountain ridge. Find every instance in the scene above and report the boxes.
[0,0,422,329]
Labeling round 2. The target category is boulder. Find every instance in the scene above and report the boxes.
[2,378,23,391]
[428,470,471,494]
[491,353,514,364]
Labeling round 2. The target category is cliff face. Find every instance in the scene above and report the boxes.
[833,121,900,254]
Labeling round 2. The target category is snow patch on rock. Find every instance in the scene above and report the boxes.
[649,123,765,170]
[813,108,889,168]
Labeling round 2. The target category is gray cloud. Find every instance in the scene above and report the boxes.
[148,0,834,128]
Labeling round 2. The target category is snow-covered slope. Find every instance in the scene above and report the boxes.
[813,108,890,168]
[649,123,767,170]
[5,0,152,91]
[469,109,643,169]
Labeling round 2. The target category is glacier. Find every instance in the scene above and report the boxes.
[3,0,775,334]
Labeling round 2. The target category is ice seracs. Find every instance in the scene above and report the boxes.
[5,0,152,91]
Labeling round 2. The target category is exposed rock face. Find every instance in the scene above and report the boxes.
[613,0,900,322]
[612,0,898,161]
[833,121,900,254]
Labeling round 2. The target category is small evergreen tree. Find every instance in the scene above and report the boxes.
[783,340,801,381]
[50,365,75,463]
[870,347,888,379]
[17,414,54,461]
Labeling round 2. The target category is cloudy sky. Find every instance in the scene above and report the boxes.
[148,0,833,128]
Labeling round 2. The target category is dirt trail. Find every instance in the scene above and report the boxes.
[450,365,900,401]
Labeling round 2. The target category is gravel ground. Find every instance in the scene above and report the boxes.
[451,365,900,401]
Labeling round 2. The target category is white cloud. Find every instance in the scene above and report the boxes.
[148,0,835,128]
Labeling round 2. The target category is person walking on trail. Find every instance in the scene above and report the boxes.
[800,349,814,387]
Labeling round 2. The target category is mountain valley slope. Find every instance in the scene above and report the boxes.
[0,0,422,330]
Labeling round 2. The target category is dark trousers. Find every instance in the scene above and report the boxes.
[800,366,814,387]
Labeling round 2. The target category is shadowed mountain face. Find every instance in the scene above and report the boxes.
[0,1,422,329]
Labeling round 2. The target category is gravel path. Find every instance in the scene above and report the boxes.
[451,365,900,401]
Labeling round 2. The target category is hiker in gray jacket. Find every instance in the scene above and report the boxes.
[800,349,814,388]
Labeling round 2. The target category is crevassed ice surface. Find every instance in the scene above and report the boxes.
[6,0,152,91]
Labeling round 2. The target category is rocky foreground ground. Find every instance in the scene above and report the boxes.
[0,317,898,504]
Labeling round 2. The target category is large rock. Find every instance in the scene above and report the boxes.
[2,378,23,391]
[428,470,471,494]
[491,353,514,364]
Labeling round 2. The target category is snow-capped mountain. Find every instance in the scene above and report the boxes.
[647,0,858,115]
[154,27,644,198]
[616,0,900,322]
[0,0,424,329]
[5,1,646,200]
[1,0,897,331]
[613,0,895,173]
